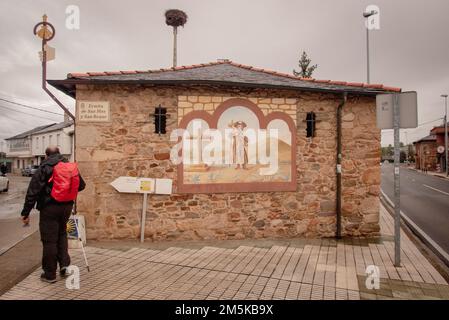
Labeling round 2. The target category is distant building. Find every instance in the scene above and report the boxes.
[430,122,448,172]
[5,121,74,174]
[31,121,74,165]
[0,140,7,153]
[413,135,437,171]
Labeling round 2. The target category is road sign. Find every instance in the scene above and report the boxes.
[376,92,419,266]
[39,44,55,62]
[376,91,418,267]
[376,91,418,129]
[110,176,139,193]
[110,177,172,194]
[110,176,173,243]
[155,178,173,195]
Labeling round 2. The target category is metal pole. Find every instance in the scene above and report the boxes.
[173,26,177,68]
[73,214,90,272]
[140,193,148,243]
[393,93,401,266]
[366,27,370,84]
[445,96,448,176]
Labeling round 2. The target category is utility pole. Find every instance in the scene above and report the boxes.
[363,10,378,84]
[393,94,401,266]
[442,94,448,176]
[164,9,188,68]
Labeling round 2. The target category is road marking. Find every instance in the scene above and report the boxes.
[380,189,449,266]
[423,184,449,196]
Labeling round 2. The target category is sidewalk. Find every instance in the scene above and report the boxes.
[407,166,449,180]
[1,205,448,300]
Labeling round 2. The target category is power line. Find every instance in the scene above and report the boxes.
[0,112,52,124]
[0,91,59,109]
[417,117,444,127]
[0,104,61,121]
[0,97,64,116]
[382,117,444,133]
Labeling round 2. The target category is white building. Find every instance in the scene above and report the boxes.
[31,122,74,165]
[0,140,7,153]
[6,121,74,173]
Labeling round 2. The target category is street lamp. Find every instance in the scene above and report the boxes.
[363,10,378,84]
[442,94,448,176]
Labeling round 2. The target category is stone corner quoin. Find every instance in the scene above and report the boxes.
[74,84,381,241]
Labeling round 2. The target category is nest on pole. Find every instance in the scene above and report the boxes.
[165,9,188,28]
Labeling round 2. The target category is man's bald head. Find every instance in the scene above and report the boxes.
[45,146,60,157]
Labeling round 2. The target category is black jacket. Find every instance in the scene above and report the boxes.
[21,154,86,217]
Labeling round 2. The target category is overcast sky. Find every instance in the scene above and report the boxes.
[0,0,448,147]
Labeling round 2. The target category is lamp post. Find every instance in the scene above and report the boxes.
[442,94,448,176]
[363,10,378,84]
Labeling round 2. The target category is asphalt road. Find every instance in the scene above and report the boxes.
[0,176,38,255]
[381,163,449,257]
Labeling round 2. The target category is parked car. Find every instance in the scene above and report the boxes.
[0,174,9,192]
[22,165,39,177]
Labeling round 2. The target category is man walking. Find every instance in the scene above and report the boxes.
[21,146,85,283]
[0,162,7,176]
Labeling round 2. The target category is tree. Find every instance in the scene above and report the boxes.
[293,51,318,78]
[165,9,188,68]
[400,150,407,163]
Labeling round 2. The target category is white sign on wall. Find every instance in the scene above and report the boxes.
[77,101,110,122]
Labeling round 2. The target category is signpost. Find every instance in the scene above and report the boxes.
[377,91,418,266]
[39,44,55,62]
[110,177,173,243]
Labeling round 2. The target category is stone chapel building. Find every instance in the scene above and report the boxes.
[49,60,401,241]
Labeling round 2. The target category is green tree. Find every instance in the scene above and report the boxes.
[400,151,407,163]
[293,51,318,78]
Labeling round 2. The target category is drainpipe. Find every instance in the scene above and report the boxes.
[336,92,347,239]
[34,16,78,212]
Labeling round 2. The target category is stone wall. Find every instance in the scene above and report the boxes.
[75,84,380,241]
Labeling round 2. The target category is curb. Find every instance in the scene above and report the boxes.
[380,189,449,267]
[406,167,449,181]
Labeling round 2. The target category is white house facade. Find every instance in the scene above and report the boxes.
[31,122,74,165]
[6,121,74,173]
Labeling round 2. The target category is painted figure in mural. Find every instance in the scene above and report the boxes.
[231,121,248,169]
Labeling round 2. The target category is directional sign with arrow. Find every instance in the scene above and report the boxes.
[110,176,140,193]
[110,176,172,242]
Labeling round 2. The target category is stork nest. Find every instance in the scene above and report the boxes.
[165,9,188,27]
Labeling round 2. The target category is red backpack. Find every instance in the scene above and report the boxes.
[49,162,80,202]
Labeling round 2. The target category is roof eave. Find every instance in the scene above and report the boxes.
[48,79,392,98]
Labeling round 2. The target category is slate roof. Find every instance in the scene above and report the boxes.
[48,60,401,98]
[5,121,73,140]
[33,121,74,135]
[5,124,56,140]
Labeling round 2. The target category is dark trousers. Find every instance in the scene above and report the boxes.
[39,203,73,279]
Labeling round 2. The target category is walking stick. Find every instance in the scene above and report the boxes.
[71,213,90,272]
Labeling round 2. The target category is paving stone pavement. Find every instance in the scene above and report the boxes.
[1,206,448,300]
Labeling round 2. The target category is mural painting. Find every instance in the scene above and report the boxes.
[177,98,297,193]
